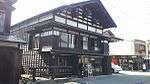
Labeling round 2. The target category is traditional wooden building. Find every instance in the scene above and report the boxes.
[11,0,119,78]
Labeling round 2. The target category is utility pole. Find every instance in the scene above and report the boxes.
[147,40,150,69]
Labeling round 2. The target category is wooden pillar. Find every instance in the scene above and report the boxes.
[101,42,112,75]
[102,56,112,75]
[70,55,79,75]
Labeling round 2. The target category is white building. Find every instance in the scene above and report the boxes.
[110,39,146,56]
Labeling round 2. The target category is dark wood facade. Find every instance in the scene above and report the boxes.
[11,0,118,78]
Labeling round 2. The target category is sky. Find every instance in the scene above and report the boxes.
[11,0,150,41]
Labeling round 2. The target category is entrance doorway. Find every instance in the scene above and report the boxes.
[78,55,103,76]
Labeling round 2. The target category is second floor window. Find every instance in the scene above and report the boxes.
[94,40,99,51]
[69,34,75,48]
[60,32,68,48]
[34,37,39,49]
[41,31,53,37]
[83,37,88,50]
[0,10,5,32]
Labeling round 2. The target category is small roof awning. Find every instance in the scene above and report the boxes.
[103,30,123,42]
[102,35,123,42]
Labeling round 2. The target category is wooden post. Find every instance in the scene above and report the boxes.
[102,42,112,75]
[32,68,36,82]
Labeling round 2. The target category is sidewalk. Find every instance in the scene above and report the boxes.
[119,70,150,76]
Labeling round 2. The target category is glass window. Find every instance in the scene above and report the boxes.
[78,23,87,30]
[96,29,102,34]
[55,16,66,24]
[0,10,5,32]
[39,13,53,22]
[60,32,68,48]
[67,19,77,27]
[88,26,96,32]
[94,40,99,51]
[53,30,59,36]
[34,37,39,49]
[41,31,53,37]
[59,57,66,66]
[83,37,88,50]
[69,34,75,48]
[54,27,67,32]
[30,18,38,25]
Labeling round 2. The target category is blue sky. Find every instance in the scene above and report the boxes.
[12,0,150,41]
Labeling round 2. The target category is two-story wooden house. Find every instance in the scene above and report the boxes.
[11,0,120,78]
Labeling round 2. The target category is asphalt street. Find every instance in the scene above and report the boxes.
[32,71,150,84]
[68,71,150,84]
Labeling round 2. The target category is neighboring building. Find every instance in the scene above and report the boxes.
[11,0,119,78]
[0,0,25,84]
[110,39,146,56]
[110,39,146,70]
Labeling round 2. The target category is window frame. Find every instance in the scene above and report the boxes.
[0,10,5,33]
[94,40,99,51]
[60,32,69,48]
[83,36,88,50]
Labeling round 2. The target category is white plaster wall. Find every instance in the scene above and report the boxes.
[109,41,135,55]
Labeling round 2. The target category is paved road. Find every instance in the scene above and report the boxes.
[68,71,150,84]
[72,74,150,84]
[33,71,150,84]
